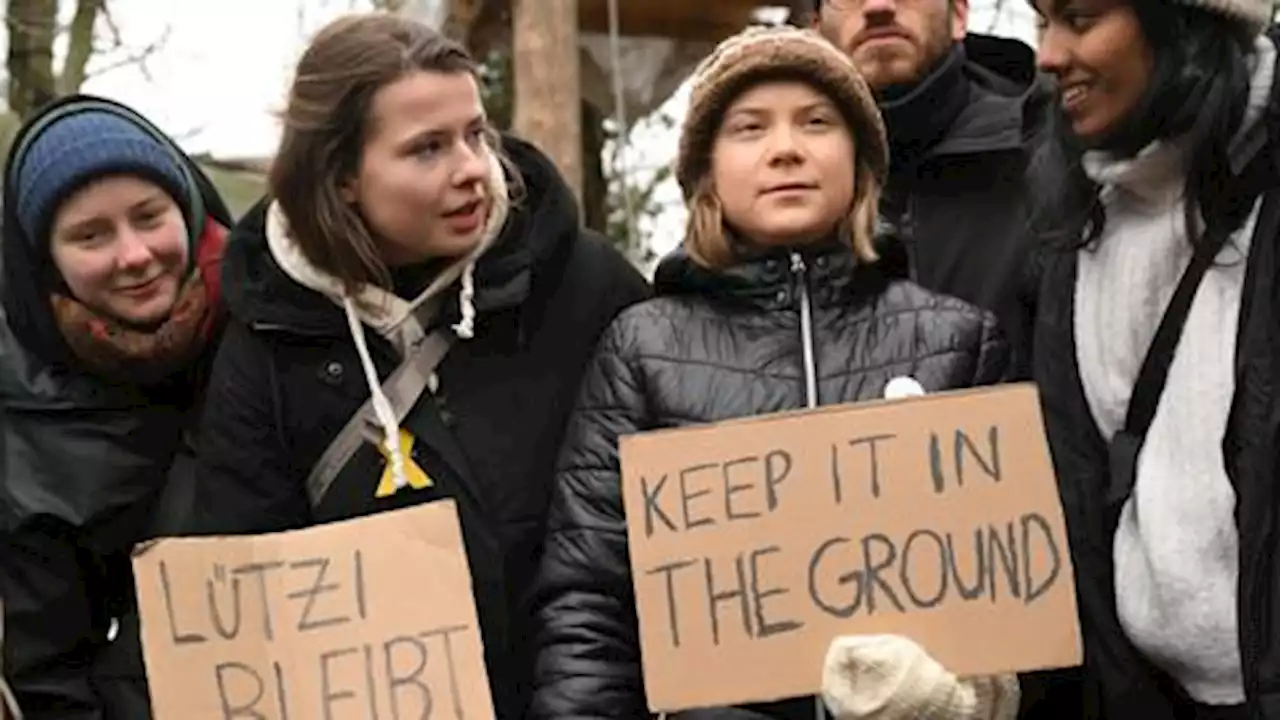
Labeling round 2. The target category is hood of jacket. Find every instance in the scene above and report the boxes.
[879,33,1046,163]
[652,230,912,311]
[222,132,586,493]
[964,33,1037,94]
[0,94,233,376]
[940,33,1045,157]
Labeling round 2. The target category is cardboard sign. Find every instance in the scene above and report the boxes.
[132,500,494,720]
[620,383,1082,712]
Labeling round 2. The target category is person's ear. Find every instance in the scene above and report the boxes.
[950,0,970,42]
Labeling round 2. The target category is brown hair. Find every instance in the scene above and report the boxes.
[270,12,493,293]
[683,112,882,270]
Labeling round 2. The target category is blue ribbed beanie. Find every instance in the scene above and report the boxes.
[13,109,193,247]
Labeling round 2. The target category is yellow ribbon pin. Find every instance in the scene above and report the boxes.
[374,428,433,498]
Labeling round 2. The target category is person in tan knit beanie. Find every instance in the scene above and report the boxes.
[674,24,888,269]
[529,23,1018,720]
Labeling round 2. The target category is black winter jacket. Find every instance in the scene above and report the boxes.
[185,136,649,719]
[880,34,1053,381]
[0,95,234,720]
[529,240,1009,719]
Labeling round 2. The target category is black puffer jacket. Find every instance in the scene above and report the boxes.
[529,240,1010,719]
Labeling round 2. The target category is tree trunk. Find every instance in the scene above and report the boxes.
[6,0,57,119]
[511,0,582,206]
[59,0,104,95]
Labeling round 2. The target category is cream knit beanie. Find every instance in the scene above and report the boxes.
[1172,0,1270,33]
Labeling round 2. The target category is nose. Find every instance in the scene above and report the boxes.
[1036,25,1070,76]
[115,227,154,271]
[452,140,489,188]
[861,0,896,20]
[765,124,805,167]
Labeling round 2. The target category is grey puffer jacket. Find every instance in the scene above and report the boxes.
[528,238,1010,719]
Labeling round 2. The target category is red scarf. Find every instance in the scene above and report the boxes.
[50,218,229,385]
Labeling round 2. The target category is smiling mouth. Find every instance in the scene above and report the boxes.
[1062,83,1090,111]
[117,277,161,293]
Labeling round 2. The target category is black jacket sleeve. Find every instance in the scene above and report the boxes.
[0,379,176,719]
[1011,243,1090,720]
[0,521,101,720]
[973,310,1014,386]
[186,319,311,535]
[529,315,652,719]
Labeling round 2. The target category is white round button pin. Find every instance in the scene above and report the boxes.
[883,376,926,400]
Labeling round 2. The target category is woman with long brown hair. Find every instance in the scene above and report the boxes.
[185,12,648,718]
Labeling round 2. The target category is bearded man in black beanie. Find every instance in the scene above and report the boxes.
[813,0,1051,381]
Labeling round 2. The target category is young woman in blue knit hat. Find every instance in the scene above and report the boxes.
[0,93,233,719]
[1028,0,1280,717]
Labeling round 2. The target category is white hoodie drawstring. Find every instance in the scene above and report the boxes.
[452,262,477,339]
[266,150,512,496]
[342,296,410,490]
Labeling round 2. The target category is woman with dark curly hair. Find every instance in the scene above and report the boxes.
[1029,0,1280,716]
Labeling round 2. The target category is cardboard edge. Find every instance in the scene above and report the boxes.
[618,382,1041,449]
[130,499,466,555]
[131,538,162,558]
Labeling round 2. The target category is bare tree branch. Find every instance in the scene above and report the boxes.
[81,3,169,86]
[84,27,168,84]
[98,0,123,49]
[59,0,104,94]
[166,122,204,144]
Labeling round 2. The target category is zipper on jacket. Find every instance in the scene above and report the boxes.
[790,252,826,720]
[790,251,819,409]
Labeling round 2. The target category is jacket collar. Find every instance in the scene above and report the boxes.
[881,34,1042,166]
[653,234,910,312]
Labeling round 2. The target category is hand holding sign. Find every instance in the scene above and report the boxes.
[619,384,1081,712]
[821,635,1019,720]
[132,500,494,720]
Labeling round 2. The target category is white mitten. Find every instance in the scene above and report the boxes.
[820,635,1019,720]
